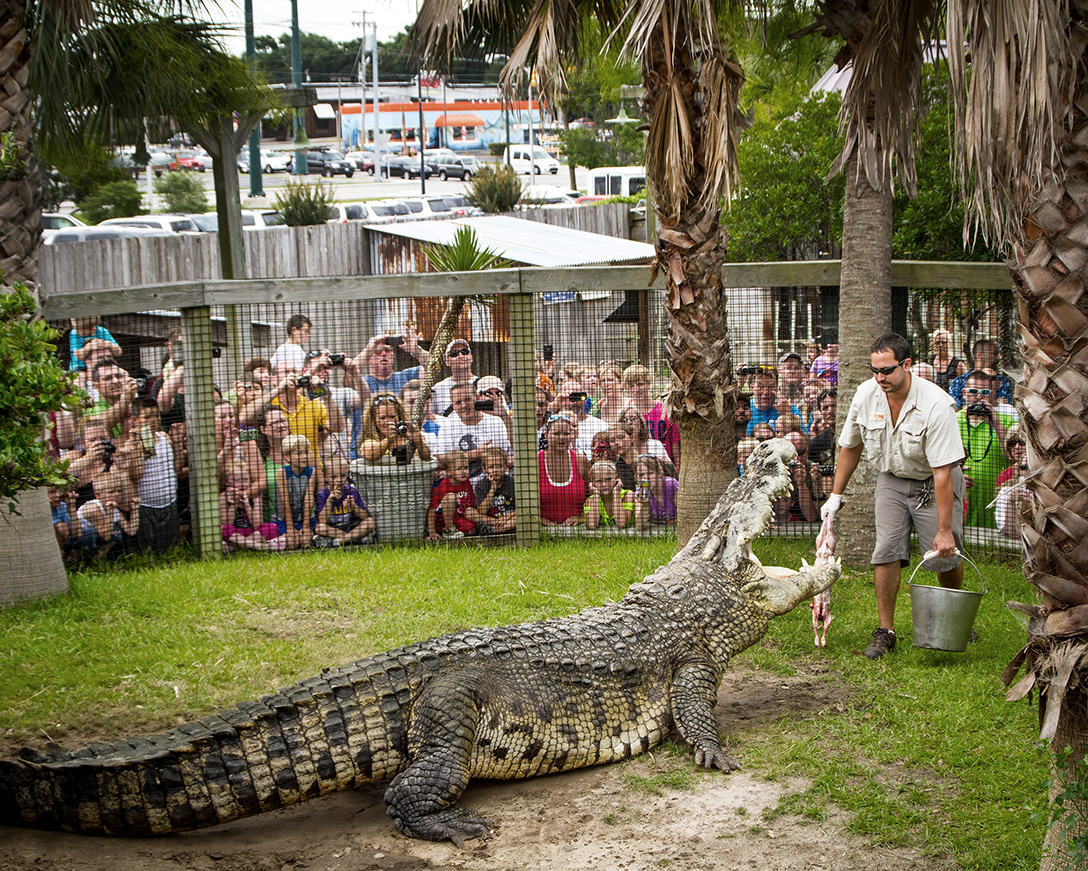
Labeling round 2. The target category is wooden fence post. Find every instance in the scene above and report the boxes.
[181,306,222,560]
[510,292,540,547]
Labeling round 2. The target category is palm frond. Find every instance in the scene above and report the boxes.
[948,0,1076,243]
[831,0,943,197]
[423,226,509,274]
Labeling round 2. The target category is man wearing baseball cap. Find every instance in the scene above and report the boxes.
[778,352,806,403]
[431,339,478,416]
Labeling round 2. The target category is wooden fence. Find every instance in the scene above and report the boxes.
[38,204,632,296]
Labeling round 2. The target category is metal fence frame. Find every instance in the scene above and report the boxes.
[41,259,1014,559]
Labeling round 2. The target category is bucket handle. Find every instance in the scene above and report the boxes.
[908,551,985,593]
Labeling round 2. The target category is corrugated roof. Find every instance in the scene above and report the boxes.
[372,215,655,267]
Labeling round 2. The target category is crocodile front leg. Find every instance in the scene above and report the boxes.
[671,661,739,772]
[384,675,494,845]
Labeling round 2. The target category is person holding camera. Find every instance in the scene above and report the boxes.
[822,333,966,660]
[88,360,139,438]
[555,379,608,457]
[358,393,430,464]
[351,326,429,397]
[268,357,342,459]
[434,382,511,478]
[957,369,1014,529]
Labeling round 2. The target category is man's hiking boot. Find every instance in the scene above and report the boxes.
[864,628,897,660]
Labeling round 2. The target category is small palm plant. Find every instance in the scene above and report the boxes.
[413,226,508,424]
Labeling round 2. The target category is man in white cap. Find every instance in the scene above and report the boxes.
[431,338,478,416]
[475,375,513,444]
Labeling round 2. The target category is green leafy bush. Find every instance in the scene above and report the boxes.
[0,285,78,511]
[154,171,209,213]
[273,177,334,226]
[467,163,522,214]
[79,181,145,225]
[0,132,27,182]
[488,141,508,157]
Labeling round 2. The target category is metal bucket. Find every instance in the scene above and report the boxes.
[908,554,985,652]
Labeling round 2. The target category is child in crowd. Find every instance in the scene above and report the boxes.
[474,446,516,534]
[276,434,316,550]
[427,450,486,540]
[736,437,759,474]
[313,455,375,547]
[75,470,140,558]
[585,460,634,530]
[633,455,678,530]
[221,460,285,552]
[49,485,75,557]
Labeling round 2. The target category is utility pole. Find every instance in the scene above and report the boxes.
[290,0,308,175]
[244,0,263,196]
[371,22,381,179]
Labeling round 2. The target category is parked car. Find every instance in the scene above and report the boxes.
[442,194,481,217]
[181,210,284,231]
[44,225,174,245]
[433,154,480,181]
[99,214,202,234]
[171,150,213,172]
[41,212,87,240]
[327,202,377,223]
[503,144,560,175]
[379,155,431,179]
[237,149,291,174]
[367,200,413,221]
[344,150,377,174]
[520,186,580,205]
[400,196,455,219]
[304,149,355,177]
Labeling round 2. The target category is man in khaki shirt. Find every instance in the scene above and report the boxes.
[821,333,966,659]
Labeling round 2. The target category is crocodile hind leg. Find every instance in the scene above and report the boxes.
[384,674,493,845]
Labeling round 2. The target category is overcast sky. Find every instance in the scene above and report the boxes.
[216,0,419,54]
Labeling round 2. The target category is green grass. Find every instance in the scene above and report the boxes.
[0,536,1046,869]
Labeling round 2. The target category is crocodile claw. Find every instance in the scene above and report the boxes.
[388,805,494,846]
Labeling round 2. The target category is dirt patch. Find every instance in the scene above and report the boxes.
[0,669,954,871]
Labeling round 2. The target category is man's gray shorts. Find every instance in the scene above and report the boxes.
[872,469,965,566]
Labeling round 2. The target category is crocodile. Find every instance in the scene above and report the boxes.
[0,438,839,845]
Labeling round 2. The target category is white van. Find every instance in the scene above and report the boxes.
[587,166,646,197]
[503,144,560,175]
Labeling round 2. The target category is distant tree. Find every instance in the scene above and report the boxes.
[155,171,209,213]
[724,92,844,262]
[79,180,145,224]
[253,32,364,84]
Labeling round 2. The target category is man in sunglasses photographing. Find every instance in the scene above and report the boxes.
[821,333,966,660]
[957,369,1013,529]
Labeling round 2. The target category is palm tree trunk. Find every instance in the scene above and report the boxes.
[411,296,465,425]
[0,1,42,295]
[836,149,892,565]
[0,4,67,606]
[1005,48,1088,866]
[642,25,738,546]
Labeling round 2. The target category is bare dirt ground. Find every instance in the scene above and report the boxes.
[1,669,956,871]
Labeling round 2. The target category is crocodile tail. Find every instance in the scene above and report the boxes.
[0,666,407,835]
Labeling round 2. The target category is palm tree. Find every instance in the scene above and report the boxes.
[414,2,745,544]
[947,4,1088,865]
[0,1,253,605]
[413,227,508,424]
[803,1,1088,863]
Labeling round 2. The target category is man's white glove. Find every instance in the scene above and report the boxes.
[820,493,843,522]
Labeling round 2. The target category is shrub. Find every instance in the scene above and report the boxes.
[154,171,209,213]
[488,141,508,157]
[273,177,334,226]
[467,163,522,214]
[0,285,78,510]
[79,180,145,225]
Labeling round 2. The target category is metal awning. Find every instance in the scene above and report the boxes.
[374,215,655,268]
[434,113,485,128]
[312,103,336,119]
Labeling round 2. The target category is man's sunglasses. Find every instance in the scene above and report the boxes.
[964,387,991,396]
[867,360,907,376]
[448,348,471,357]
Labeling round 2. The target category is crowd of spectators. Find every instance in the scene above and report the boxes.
[51,316,1021,558]
[51,316,694,561]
